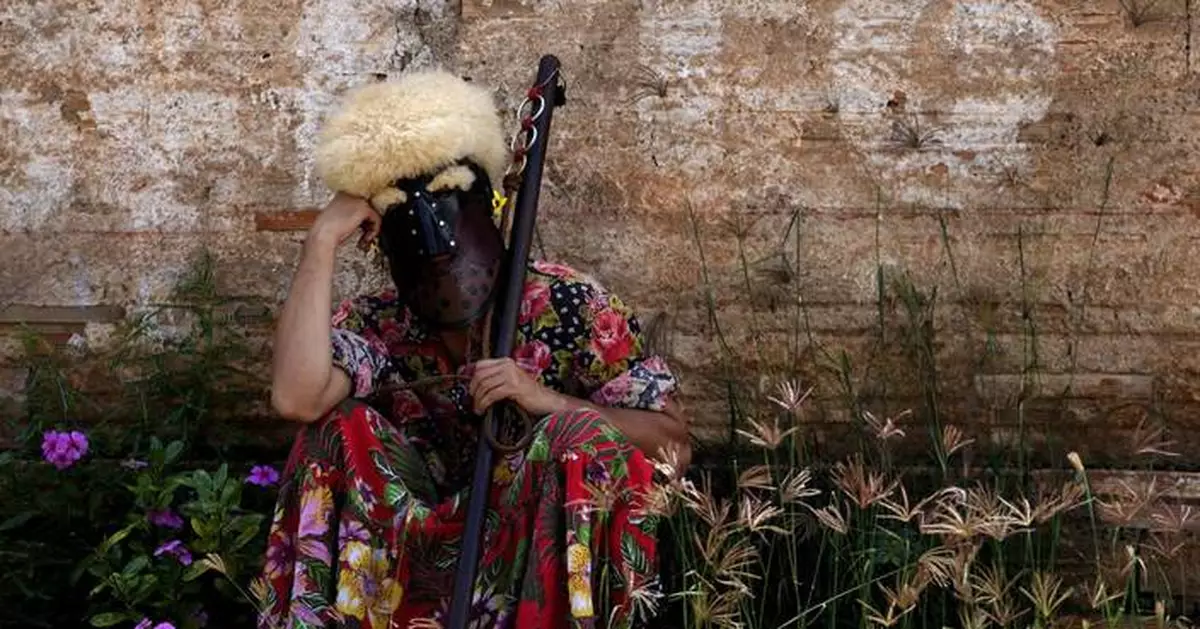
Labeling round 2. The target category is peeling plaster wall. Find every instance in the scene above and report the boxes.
[4,0,1200,462]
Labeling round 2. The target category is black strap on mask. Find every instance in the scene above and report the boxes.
[379,160,493,262]
[397,179,456,258]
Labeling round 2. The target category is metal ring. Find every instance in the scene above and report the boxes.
[483,407,535,454]
[529,96,545,122]
[525,125,539,153]
[516,97,535,120]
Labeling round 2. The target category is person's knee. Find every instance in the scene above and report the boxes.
[306,399,383,429]
[287,399,392,461]
[538,409,631,458]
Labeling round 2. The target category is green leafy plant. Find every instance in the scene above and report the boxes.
[76,437,271,628]
[0,249,284,628]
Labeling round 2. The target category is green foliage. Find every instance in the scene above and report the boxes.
[0,250,285,628]
[102,251,269,457]
[76,438,269,628]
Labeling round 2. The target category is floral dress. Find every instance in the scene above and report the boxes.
[256,260,680,629]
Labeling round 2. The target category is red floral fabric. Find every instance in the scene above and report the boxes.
[256,260,678,628]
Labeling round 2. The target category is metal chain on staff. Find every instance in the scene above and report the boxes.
[480,68,565,455]
[496,68,562,239]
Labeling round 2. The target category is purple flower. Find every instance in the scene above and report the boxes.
[246,464,279,487]
[134,619,175,629]
[40,430,88,470]
[147,509,184,530]
[153,539,193,566]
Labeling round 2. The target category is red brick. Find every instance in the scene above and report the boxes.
[254,209,320,232]
[0,305,125,324]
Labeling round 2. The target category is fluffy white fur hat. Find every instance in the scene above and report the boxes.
[314,70,509,201]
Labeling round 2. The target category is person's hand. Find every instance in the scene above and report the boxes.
[468,358,563,416]
[310,192,381,252]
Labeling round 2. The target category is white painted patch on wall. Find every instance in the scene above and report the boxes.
[828,0,1059,208]
[72,0,144,74]
[2,1,74,73]
[718,0,812,21]
[944,1,1058,90]
[0,92,76,232]
[636,0,726,180]
[158,1,206,67]
[290,0,450,206]
[645,4,724,78]
[137,277,154,305]
[69,251,95,306]
[87,88,245,230]
[0,154,74,232]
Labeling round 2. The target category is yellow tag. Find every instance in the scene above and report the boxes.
[491,189,508,224]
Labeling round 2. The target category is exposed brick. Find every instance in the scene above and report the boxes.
[254,209,320,232]
[973,373,1155,403]
[1090,469,1200,505]
[1192,0,1200,75]
[232,303,274,325]
[0,305,126,324]
[0,329,81,348]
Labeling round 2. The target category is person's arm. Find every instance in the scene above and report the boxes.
[270,193,381,423]
[467,358,691,475]
[544,391,693,475]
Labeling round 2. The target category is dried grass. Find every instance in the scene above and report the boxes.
[662,377,1196,629]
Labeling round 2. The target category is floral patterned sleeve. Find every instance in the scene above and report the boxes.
[568,277,680,412]
[329,296,393,399]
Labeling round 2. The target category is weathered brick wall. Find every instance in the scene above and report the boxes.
[4,0,1200,458]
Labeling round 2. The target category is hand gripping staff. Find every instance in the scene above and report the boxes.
[446,54,566,629]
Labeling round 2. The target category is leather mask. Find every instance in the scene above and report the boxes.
[376,162,506,330]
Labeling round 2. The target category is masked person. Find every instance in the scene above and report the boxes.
[260,70,693,629]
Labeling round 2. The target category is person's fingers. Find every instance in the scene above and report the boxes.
[354,207,381,250]
[469,359,512,384]
[472,358,510,370]
[473,379,513,413]
[361,206,382,241]
[467,366,496,391]
[468,360,523,409]
[356,224,373,250]
[468,357,506,388]
[469,370,508,401]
